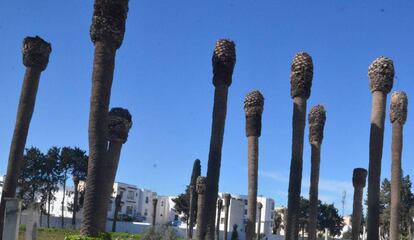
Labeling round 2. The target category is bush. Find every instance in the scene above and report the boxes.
[65,232,141,240]
[141,225,176,240]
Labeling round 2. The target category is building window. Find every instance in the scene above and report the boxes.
[161,201,164,207]
[144,209,148,216]
[244,200,248,205]
[126,206,133,215]
[127,191,134,200]
[145,197,149,203]
[244,209,247,215]
[220,218,224,224]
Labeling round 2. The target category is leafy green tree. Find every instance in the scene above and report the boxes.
[317,202,344,237]
[172,187,190,223]
[70,147,88,225]
[59,147,75,227]
[231,224,239,240]
[17,147,45,209]
[298,197,309,237]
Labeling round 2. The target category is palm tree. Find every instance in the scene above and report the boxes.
[223,193,231,240]
[307,105,326,240]
[216,198,223,240]
[204,39,236,239]
[389,91,407,240]
[352,168,367,240]
[152,198,158,226]
[244,90,265,240]
[366,57,394,240]
[0,36,51,237]
[196,176,207,240]
[257,202,263,240]
[97,107,132,230]
[81,0,129,236]
[189,159,201,239]
[285,52,313,240]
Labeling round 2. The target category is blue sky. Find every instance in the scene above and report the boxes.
[1,1,414,215]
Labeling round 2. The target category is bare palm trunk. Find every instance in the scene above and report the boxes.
[204,39,236,240]
[112,193,122,232]
[152,198,158,226]
[257,203,263,240]
[72,177,80,227]
[0,36,51,238]
[189,185,197,239]
[286,52,313,240]
[61,173,67,228]
[244,91,264,240]
[81,0,129,236]
[216,199,223,240]
[389,92,407,240]
[308,106,326,240]
[366,57,394,240]
[196,177,207,240]
[223,194,231,240]
[352,168,367,240]
[97,108,132,231]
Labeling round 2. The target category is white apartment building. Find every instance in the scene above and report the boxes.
[156,196,179,225]
[214,193,276,239]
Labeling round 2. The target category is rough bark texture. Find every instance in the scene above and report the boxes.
[216,199,223,240]
[244,90,264,240]
[81,0,129,236]
[257,202,263,240]
[0,36,51,238]
[72,177,80,226]
[307,105,326,240]
[112,193,122,232]
[205,39,235,240]
[223,194,231,240]
[286,52,312,240]
[389,92,407,240]
[196,177,207,240]
[352,168,367,240]
[97,108,132,230]
[367,56,394,240]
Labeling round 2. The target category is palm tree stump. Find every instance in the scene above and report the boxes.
[196,177,207,240]
[366,57,394,240]
[257,202,263,240]
[216,199,223,240]
[189,159,201,239]
[97,107,132,230]
[286,52,313,240]
[389,91,407,240]
[223,193,231,240]
[352,168,367,240]
[81,0,129,236]
[0,36,51,238]
[307,105,326,240]
[244,90,265,240]
[205,39,236,240]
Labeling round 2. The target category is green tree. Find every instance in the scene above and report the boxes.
[172,187,190,223]
[70,147,88,226]
[298,197,309,237]
[317,202,344,237]
[60,147,75,227]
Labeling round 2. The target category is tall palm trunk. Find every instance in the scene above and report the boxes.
[196,177,207,240]
[0,36,51,238]
[223,193,231,240]
[112,193,122,232]
[61,172,67,228]
[257,202,263,240]
[152,198,158,226]
[204,39,236,240]
[244,90,264,240]
[216,199,223,240]
[189,159,201,239]
[72,177,80,227]
[389,92,407,240]
[352,168,367,240]
[81,0,129,236]
[286,52,313,240]
[307,105,326,240]
[97,108,132,230]
[366,57,394,240]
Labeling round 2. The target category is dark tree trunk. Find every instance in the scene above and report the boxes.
[246,136,259,240]
[390,109,406,239]
[205,85,229,239]
[61,174,67,228]
[308,143,320,240]
[216,199,223,240]
[47,191,51,228]
[97,141,123,230]
[286,96,307,240]
[196,177,207,240]
[152,198,158,226]
[367,91,387,240]
[223,194,231,240]
[0,36,50,237]
[72,180,80,227]
[81,0,129,236]
[257,203,263,240]
[189,186,197,239]
[352,168,367,240]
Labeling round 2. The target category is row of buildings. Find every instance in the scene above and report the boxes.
[47,181,277,237]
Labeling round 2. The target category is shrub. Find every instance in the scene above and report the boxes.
[141,225,176,240]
